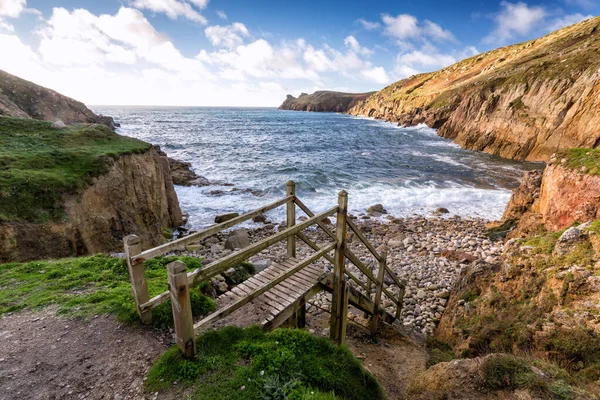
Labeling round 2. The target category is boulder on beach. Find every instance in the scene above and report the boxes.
[215,212,239,223]
[225,229,250,250]
[433,207,450,215]
[367,204,387,216]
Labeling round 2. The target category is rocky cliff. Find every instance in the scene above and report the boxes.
[0,69,116,129]
[0,116,183,263]
[279,91,375,112]
[349,17,600,162]
[431,150,600,397]
[0,146,182,262]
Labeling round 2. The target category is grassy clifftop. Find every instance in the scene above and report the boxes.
[349,16,600,161]
[279,91,375,112]
[0,116,151,223]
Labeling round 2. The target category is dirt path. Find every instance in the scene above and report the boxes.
[0,308,169,400]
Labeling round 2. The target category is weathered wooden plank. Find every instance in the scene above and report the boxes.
[194,243,335,335]
[384,265,404,289]
[167,261,196,358]
[287,181,296,258]
[346,218,382,262]
[132,195,293,264]
[331,190,348,343]
[262,284,322,331]
[124,235,152,324]
[395,281,406,320]
[140,207,337,312]
[371,253,387,335]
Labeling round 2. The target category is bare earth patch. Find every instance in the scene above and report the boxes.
[0,308,168,400]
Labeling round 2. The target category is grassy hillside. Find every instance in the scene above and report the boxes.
[279,91,375,112]
[0,116,151,223]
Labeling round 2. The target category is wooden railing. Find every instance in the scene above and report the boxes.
[124,181,406,357]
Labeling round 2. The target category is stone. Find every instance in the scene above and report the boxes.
[223,267,236,278]
[51,120,67,129]
[215,212,239,223]
[433,207,450,215]
[252,259,271,272]
[217,281,228,293]
[204,237,219,246]
[436,290,450,299]
[252,214,268,223]
[367,204,387,215]
[225,229,250,250]
[185,244,202,252]
[416,290,427,299]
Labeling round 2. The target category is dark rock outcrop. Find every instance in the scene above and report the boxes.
[349,17,600,162]
[0,69,117,129]
[279,91,375,112]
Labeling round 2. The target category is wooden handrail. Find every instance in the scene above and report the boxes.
[194,242,336,334]
[132,195,294,264]
[139,206,337,311]
[346,218,382,262]
[293,197,403,309]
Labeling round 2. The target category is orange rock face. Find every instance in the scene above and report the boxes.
[538,165,600,230]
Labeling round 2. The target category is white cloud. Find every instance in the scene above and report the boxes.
[360,66,390,84]
[0,0,26,18]
[485,1,546,43]
[381,13,456,44]
[422,20,456,42]
[546,13,594,32]
[393,43,477,79]
[357,18,380,30]
[216,10,227,20]
[131,0,207,23]
[205,22,249,48]
[343,35,373,56]
[382,14,420,39]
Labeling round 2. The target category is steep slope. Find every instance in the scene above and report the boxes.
[279,91,375,112]
[349,17,600,161]
[0,117,182,262]
[0,69,116,128]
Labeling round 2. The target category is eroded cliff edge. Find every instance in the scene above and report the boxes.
[349,17,600,162]
[0,117,182,262]
[279,91,375,112]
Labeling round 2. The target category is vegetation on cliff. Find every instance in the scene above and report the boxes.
[553,149,600,175]
[279,91,374,112]
[349,17,600,161]
[146,326,383,400]
[0,254,217,328]
[0,116,151,223]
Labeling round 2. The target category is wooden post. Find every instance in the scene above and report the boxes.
[330,190,348,343]
[339,281,349,346]
[364,262,374,319]
[296,297,306,329]
[371,252,387,335]
[167,260,196,359]
[395,281,406,320]
[286,181,296,258]
[124,235,152,325]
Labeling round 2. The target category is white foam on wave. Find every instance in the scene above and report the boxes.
[176,182,511,229]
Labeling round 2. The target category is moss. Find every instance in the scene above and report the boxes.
[555,148,600,175]
[481,355,574,399]
[486,219,517,240]
[0,116,151,222]
[425,337,455,367]
[0,254,212,328]
[146,327,384,400]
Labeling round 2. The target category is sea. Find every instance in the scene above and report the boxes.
[93,106,541,229]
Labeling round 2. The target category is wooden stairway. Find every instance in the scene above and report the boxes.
[124,181,406,358]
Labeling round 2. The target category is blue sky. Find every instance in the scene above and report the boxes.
[0,0,597,106]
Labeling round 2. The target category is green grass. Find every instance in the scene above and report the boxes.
[555,148,600,175]
[146,326,384,400]
[0,254,216,328]
[425,337,455,368]
[0,116,151,222]
[481,355,575,399]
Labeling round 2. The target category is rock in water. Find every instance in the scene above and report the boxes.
[215,212,239,223]
[367,204,387,215]
[252,214,268,223]
[433,207,450,215]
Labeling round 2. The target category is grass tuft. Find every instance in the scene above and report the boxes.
[146,327,384,400]
[0,254,214,328]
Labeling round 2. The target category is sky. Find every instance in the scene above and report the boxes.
[0,0,597,106]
